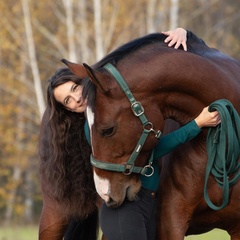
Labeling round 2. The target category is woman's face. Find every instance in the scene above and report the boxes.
[53,81,87,113]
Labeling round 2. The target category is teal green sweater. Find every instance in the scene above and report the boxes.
[84,120,201,191]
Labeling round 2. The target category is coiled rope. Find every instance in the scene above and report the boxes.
[204,99,240,210]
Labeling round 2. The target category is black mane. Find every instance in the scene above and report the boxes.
[91,30,231,69]
[82,33,169,107]
[93,33,169,68]
[82,30,237,111]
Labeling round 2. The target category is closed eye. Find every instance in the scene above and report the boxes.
[101,127,114,137]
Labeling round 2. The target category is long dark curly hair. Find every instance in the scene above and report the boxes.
[38,68,97,218]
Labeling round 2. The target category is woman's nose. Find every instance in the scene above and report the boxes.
[76,98,81,103]
[72,93,81,103]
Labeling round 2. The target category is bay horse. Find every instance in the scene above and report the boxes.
[38,106,99,240]
[63,30,240,239]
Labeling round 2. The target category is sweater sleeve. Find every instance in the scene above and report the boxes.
[186,30,215,56]
[153,120,201,159]
[84,121,91,145]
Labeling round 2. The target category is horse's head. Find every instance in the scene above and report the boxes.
[63,59,164,207]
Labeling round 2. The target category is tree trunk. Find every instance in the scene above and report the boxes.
[170,0,179,29]
[62,0,77,62]
[156,0,168,31]
[21,0,46,119]
[77,0,90,62]
[24,161,34,223]
[146,0,157,33]
[93,0,104,60]
[4,167,22,225]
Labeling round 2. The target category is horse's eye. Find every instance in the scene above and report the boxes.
[101,127,114,137]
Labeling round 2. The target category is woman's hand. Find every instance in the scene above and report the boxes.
[162,27,187,51]
[194,107,221,128]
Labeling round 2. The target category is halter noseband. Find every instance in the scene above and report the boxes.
[90,63,161,176]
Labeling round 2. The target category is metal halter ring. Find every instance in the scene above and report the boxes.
[123,164,134,175]
[141,165,154,177]
[143,122,162,139]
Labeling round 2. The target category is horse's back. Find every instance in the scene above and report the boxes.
[186,31,240,75]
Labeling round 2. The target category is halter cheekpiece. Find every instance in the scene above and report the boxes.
[90,63,161,176]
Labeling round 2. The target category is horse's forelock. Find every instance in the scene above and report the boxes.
[82,77,96,112]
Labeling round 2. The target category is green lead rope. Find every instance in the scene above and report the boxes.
[204,99,240,210]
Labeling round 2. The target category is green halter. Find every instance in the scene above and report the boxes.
[90,63,161,176]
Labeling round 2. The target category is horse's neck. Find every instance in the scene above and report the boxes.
[141,51,233,124]
[119,47,239,124]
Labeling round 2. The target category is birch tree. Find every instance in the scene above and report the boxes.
[76,0,90,62]
[62,0,77,62]
[169,0,179,29]
[93,0,104,60]
[146,0,158,33]
[21,0,46,118]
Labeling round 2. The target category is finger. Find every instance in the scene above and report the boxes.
[182,42,187,51]
[162,31,170,36]
[168,38,178,47]
[168,41,174,47]
[211,110,218,116]
[164,35,173,43]
[174,41,181,49]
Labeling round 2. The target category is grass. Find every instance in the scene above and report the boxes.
[0,226,230,240]
[185,229,230,240]
[0,225,38,240]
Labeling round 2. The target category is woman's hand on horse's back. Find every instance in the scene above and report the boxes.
[162,27,187,51]
[194,107,221,128]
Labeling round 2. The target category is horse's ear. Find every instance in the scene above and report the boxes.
[62,59,109,93]
[83,63,109,93]
[61,59,88,78]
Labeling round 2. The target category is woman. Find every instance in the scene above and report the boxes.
[39,28,221,240]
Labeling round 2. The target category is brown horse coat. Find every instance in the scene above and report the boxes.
[64,31,240,239]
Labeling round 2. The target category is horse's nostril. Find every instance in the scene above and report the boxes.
[106,198,119,208]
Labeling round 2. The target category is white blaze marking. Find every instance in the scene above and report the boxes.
[94,171,111,202]
[86,106,95,155]
[86,106,111,202]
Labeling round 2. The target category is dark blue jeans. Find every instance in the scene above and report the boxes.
[100,187,158,240]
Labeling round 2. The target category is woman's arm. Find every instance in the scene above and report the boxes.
[153,107,220,159]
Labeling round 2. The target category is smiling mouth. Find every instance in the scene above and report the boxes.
[78,100,87,108]
[78,100,83,106]
[77,97,83,106]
